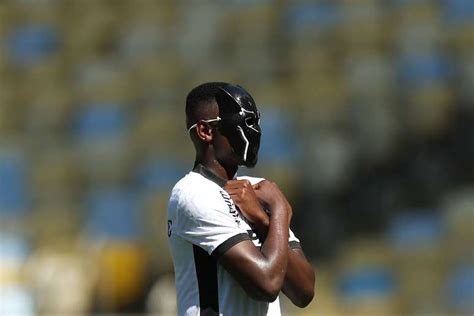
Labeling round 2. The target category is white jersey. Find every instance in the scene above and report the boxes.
[167,165,301,316]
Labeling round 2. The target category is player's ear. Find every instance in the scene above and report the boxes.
[196,121,213,143]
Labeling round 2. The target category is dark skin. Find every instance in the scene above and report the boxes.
[189,101,315,307]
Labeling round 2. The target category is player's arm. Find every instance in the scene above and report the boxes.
[219,180,291,302]
[282,247,315,307]
[236,180,315,307]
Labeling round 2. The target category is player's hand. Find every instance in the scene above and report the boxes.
[224,180,268,227]
[253,180,292,222]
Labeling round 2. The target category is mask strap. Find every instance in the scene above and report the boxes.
[187,117,221,133]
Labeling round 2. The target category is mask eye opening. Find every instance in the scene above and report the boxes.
[245,116,256,127]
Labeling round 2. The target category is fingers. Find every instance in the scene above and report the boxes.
[225,182,255,196]
[224,180,253,194]
[225,188,243,197]
[225,179,252,189]
[224,180,259,207]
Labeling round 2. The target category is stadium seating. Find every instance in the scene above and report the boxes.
[0,149,30,217]
[0,0,472,314]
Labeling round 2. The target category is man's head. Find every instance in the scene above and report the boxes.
[186,82,261,168]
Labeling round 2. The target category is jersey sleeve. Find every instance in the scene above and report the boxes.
[175,188,251,257]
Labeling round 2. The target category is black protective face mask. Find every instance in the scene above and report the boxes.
[215,85,261,167]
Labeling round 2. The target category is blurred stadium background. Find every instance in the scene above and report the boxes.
[0,0,473,315]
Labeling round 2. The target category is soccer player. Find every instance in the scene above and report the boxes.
[167,82,315,315]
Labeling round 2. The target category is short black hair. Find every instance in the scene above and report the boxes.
[185,82,229,129]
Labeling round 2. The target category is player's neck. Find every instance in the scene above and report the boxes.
[194,157,237,180]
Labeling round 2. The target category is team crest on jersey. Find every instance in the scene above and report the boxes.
[220,190,240,225]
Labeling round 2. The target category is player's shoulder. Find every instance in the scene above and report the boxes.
[171,171,198,190]
[169,171,227,211]
[171,171,217,197]
[236,175,266,186]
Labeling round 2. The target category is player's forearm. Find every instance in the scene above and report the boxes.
[257,203,290,297]
[282,248,315,307]
[256,212,315,307]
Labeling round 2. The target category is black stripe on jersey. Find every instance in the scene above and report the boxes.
[193,245,219,315]
[211,233,251,258]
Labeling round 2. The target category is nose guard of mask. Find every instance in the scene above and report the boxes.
[215,85,262,167]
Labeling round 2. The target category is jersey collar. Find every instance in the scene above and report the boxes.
[193,164,228,188]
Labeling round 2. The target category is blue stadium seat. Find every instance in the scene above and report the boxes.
[286,3,339,33]
[73,103,131,181]
[390,0,434,6]
[387,211,449,312]
[398,54,451,88]
[337,266,396,300]
[0,152,29,217]
[258,107,299,164]
[6,24,59,66]
[445,264,474,313]
[386,211,443,251]
[135,159,188,194]
[85,189,140,241]
[74,103,129,142]
[442,0,474,24]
